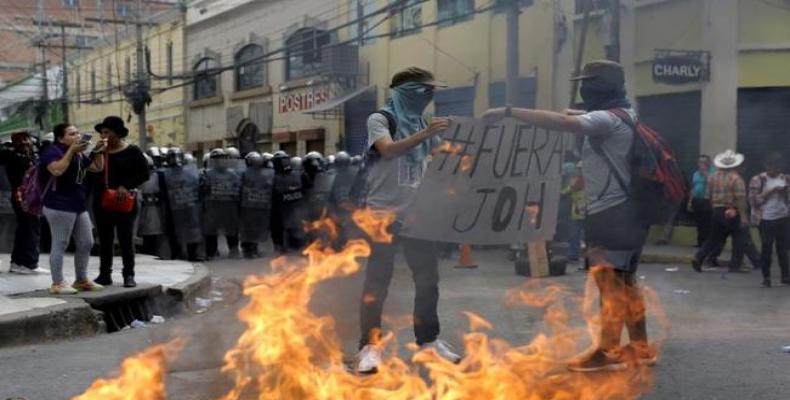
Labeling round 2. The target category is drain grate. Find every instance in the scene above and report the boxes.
[93,296,157,332]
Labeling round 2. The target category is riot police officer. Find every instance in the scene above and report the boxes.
[271,151,306,253]
[137,153,167,257]
[162,147,202,261]
[202,148,242,259]
[329,151,358,247]
[240,152,274,258]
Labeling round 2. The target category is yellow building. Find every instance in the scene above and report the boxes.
[69,10,186,148]
[576,0,790,178]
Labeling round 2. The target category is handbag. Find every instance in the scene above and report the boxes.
[100,150,136,213]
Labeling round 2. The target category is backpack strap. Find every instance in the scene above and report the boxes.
[589,108,639,196]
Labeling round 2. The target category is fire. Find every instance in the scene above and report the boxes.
[460,154,474,172]
[76,214,666,400]
[436,140,463,155]
[351,208,396,243]
[72,340,184,400]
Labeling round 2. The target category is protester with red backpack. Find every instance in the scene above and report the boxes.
[485,60,684,372]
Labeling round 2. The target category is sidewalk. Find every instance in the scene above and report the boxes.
[0,253,209,347]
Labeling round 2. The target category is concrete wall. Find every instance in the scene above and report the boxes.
[70,17,186,147]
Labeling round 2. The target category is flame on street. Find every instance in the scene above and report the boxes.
[71,340,184,400]
[75,213,668,400]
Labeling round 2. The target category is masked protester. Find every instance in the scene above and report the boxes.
[355,67,459,374]
[0,131,41,274]
[483,60,657,372]
[201,148,242,259]
[162,147,203,261]
[92,116,150,288]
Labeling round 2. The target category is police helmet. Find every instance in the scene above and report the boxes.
[290,156,303,171]
[351,155,362,166]
[225,146,241,159]
[245,151,264,167]
[166,147,185,167]
[183,153,196,165]
[272,151,291,174]
[335,151,351,167]
[209,148,226,159]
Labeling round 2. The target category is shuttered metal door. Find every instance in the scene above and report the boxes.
[737,88,790,179]
[435,86,475,117]
[637,91,702,178]
[488,77,536,108]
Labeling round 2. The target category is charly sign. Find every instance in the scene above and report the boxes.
[402,117,565,245]
[652,50,710,85]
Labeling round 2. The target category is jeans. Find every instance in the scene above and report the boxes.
[691,197,713,247]
[359,229,440,348]
[94,205,138,278]
[567,219,584,260]
[695,207,759,270]
[43,207,93,284]
[11,199,40,267]
[759,217,790,281]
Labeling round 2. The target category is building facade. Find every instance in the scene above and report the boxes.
[69,10,186,147]
[184,0,574,157]
[577,0,790,178]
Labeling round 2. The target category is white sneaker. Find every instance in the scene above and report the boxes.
[420,339,462,363]
[356,344,383,374]
[9,263,37,275]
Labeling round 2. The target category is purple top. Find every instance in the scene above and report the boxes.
[40,144,94,213]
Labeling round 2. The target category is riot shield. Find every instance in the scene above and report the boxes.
[305,170,336,222]
[0,166,15,252]
[137,171,166,236]
[202,166,242,235]
[163,165,202,244]
[239,167,274,243]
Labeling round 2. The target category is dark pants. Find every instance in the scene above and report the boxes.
[241,241,258,256]
[359,230,439,348]
[141,235,163,257]
[691,197,713,247]
[11,199,40,267]
[759,217,790,281]
[593,267,648,350]
[695,207,759,271]
[95,205,138,278]
[205,235,239,258]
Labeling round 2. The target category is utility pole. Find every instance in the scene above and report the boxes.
[606,0,621,62]
[505,0,520,107]
[571,0,592,106]
[85,6,155,149]
[39,44,50,133]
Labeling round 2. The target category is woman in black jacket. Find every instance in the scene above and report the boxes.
[92,116,150,288]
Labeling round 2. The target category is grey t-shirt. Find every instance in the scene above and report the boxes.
[364,113,429,221]
[575,109,636,215]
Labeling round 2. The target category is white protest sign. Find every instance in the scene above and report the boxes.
[401,117,566,245]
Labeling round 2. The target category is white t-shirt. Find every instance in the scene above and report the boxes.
[762,176,789,221]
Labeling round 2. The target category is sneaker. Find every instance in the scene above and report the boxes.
[50,282,78,295]
[356,344,383,374]
[567,349,627,372]
[123,276,137,288]
[619,343,658,366]
[691,259,702,273]
[9,263,37,275]
[94,274,113,286]
[73,280,104,292]
[420,339,462,364]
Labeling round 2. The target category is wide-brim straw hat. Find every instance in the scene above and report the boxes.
[714,149,745,169]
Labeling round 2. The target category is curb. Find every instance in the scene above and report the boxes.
[641,252,694,265]
[0,299,100,348]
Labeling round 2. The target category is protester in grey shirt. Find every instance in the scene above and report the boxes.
[484,60,655,373]
[356,67,462,374]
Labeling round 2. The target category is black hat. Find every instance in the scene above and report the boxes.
[94,116,129,137]
[390,67,448,89]
[570,60,625,86]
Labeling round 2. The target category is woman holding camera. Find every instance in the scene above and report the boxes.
[41,123,105,294]
[92,116,150,288]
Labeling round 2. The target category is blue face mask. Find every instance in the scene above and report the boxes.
[381,81,438,162]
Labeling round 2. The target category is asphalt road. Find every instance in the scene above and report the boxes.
[2,248,789,400]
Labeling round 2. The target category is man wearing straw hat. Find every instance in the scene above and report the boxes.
[692,149,754,274]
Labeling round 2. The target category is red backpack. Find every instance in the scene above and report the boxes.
[593,108,687,224]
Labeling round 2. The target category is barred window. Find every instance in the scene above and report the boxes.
[235,44,265,91]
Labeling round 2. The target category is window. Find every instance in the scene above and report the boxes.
[90,69,96,101]
[193,57,219,100]
[63,0,79,8]
[347,0,377,45]
[166,42,174,85]
[437,0,474,27]
[574,0,604,13]
[235,44,265,91]
[494,0,533,11]
[391,0,422,37]
[285,28,329,81]
[116,1,131,17]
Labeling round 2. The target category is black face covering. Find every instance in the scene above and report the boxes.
[579,78,631,111]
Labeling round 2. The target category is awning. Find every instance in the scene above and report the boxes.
[302,84,376,114]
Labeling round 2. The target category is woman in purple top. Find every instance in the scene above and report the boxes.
[40,123,105,295]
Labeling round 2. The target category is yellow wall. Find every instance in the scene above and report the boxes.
[358,0,561,113]
[738,0,790,87]
[70,19,185,147]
